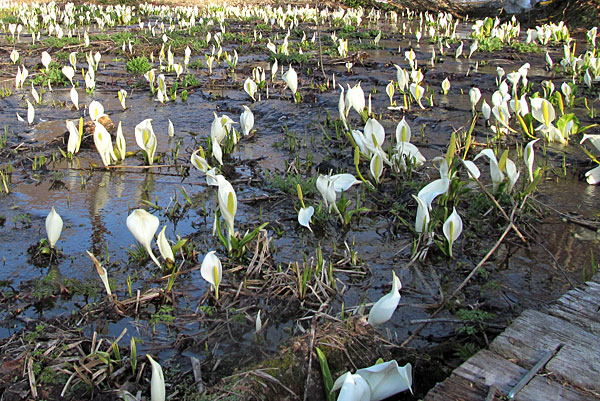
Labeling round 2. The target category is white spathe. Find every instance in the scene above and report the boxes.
[282,65,298,96]
[240,105,254,136]
[126,209,161,268]
[89,100,105,122]
[201,250,222,298]
[135,119,157,165]
[93,122,117,167]
[243,77,258,101]
[354,360,413,400]
[412,194,430,234]
[216,175,237,241]
[157,225,174,264]
[395,117,411,143]
[475,149,505,193]
[443,207,463,257]
[332,372,371,401]
[333,360,413,401]
[45,207,63,248]
[368,271,401,326]
[298,206,314,232]
[147,355,166,401]
[66,119,80,154]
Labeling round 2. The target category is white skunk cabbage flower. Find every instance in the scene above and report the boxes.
[201,250,222,299]
[126,209,161,268]
[86,251,112,296]
[135,119,157,165]
[66,119,81,154]
[368,271,402,326]
[332,372,371,401]
[298,205,314,232]
[443,207,463,257]
[46,207,63,248]
[157,225,174,264]
[333,360,413,401]
[524,139,539,182]
[240,105,254,136]
[282,66,298,100]
[354,360,413,400]
[93,122,117,167]
[89,100,105,122]
[243,77,258,101]
[146,355,165,401]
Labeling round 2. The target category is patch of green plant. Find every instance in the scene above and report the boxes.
[11,212,31,228]
[24,323,46,343]
[170,35,208,51]
[39,366,61,385]
[63,277,99,300]
[150,305,176,328]
[187,59,205,69]
[179,73,198,88]
[1,14,20,24]
[32,62,70,87]
[222,31,252,45]
[109,30,139,46]
[510,41,541,53]
[339,27,380,40]
[476,37,503,52]
[265,171,317,198]
[89,33,111,42]
[188,24,210,35]
[36,36,80,50]
[456,308,495,336]
[349,42,379,51]
[268,51,312,65]
[126,56,152,75]
[32,268,60,301]
[0,86,12,98]
[256,23,272,32]
[454,342,480,361]
[127,242,150,265]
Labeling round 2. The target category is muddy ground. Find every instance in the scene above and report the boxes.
[0,0,599,400]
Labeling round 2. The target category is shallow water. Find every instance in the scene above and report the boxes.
[0,3,598,397]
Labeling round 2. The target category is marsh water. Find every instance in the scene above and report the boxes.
[0,3,598,399]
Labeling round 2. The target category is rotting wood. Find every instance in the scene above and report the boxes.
[515,376,598,401]
[425,275,600,400]
[490,309,600,393]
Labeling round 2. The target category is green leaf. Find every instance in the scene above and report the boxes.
[171,238,188,253]
[315,347,335,401]
[238,222,269,248]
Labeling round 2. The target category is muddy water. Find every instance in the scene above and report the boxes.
[0,8,599,398]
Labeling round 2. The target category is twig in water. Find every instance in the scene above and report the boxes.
[401,205,517,348]
[460,159,527,243]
